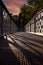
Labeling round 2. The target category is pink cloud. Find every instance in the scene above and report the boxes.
[2,0,25,15]
[7,4,20,15]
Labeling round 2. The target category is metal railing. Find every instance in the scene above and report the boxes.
[25,8,43,33]
[0,0,17,36]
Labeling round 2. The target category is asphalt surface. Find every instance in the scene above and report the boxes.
[0,32,43,65]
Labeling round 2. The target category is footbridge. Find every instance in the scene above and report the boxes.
[0,0,43,65]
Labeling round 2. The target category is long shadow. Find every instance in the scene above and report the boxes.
[32,34,43,38]
[15,37,43,49]
[23,36,43,48]
[17,38,43,54]
[9,36,43,55]
[9,36,43,65]
[23,33,43,44]
[13,34,43,44]
[12,34,43,49]
[15,37,43,51]
[0,36,21,65]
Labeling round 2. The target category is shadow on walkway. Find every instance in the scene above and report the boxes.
[0,36,21,65]
[9,35,43,65]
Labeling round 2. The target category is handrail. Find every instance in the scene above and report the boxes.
[0,0,15,22]
[0,0,17,36]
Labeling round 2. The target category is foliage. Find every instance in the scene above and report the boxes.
[12,0,43,27]
[27,0,43,13]
[18,0,43,26]
[12,15,19,27]
[18,5,33,27]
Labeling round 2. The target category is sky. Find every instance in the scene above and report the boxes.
[2,0,26,15]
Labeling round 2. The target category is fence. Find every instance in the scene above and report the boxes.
[0,1,17,36]
[25,9,43,33]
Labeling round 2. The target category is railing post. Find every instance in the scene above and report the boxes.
[10,19,12,33]
[0,5,3,35]
[34,17,36,33]
[30,23,31,32]
[12,21,14,33]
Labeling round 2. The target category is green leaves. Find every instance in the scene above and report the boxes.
[19,4,34,26]
[12,0,43,27]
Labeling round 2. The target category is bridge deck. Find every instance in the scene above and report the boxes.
[0,32,43,65]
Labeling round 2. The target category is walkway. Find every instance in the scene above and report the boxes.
[0,32,43,65]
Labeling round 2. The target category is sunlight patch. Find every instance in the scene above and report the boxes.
[7,36,14,43]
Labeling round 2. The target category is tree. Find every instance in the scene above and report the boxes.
[12,15,19,27]
[18,5,33,27]
[26,0,43,13]
[12,0,43,27]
